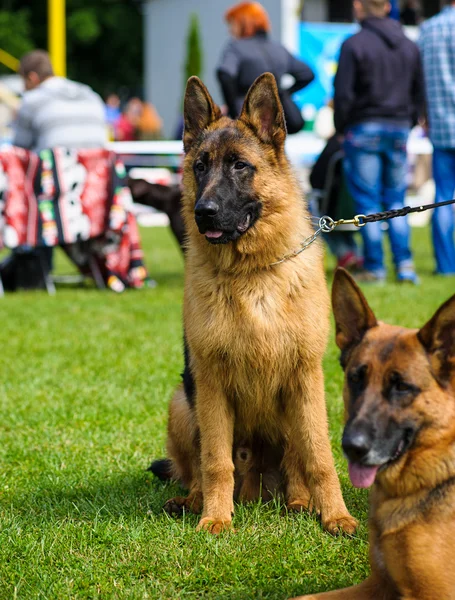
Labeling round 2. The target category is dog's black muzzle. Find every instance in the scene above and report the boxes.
[195,199,219,220]
[194,196,259,244]
[342,420,375,463]
[343,417,418,468]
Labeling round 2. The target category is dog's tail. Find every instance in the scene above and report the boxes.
[148,458,174,481]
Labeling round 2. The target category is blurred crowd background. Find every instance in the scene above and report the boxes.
[0,0,438,143]
[0,0,454,288]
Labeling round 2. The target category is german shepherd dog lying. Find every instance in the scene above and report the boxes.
[293,268,455,599]
[150,73,357,536]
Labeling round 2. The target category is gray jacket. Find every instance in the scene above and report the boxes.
[13,77,107,152]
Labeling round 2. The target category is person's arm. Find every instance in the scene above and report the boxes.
[216,41,241,119]
[216,70,239,119]
[333,41,357,135]
[415,33,428,129]
[411,49,426,127]
[12,101,35,149]
[286,52,315,94]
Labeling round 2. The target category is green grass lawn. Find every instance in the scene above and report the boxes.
[0,224,452,599]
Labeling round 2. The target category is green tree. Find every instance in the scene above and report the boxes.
[184,13,203,84]
[0,1,143,99]
[0,9,34,75]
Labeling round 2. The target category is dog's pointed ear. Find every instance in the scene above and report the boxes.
[239,73,286,146]
[183,77,222,152]
[418,294,455,383]
[332,268,378,354]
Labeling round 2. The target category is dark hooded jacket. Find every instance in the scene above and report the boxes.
[217,31,314,119]
[333,17,424,133]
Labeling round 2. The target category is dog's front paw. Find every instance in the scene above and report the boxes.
[322,513,358,536]
[196,516,232,534]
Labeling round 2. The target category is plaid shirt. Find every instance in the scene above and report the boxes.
[419,7,455,149]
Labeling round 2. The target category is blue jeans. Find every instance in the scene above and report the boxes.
[343,122,414,277]
[432,148,455,274]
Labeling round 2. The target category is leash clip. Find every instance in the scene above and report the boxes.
[320,214,366,229]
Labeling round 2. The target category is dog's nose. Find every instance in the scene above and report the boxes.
[195,199,219,218]
[342,425,373,462]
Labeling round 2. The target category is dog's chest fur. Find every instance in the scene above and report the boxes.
[369,478,455,597]
[186,262,323,360]
[184,252,329,433]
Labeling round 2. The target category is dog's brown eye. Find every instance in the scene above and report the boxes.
[195,161,205,172]
[390,373,411,393]
[395,381,410,393]
[349,368,365,384]
[234,161,247,170]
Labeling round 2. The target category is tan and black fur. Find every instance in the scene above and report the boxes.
[150,74,357,535]
[293,268,455,599]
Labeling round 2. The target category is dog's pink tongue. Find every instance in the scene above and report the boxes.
[205,231,223,239]
[348,463,379,488]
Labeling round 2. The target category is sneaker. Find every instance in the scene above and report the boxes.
[354,270,386,284]
[397,270,420,285]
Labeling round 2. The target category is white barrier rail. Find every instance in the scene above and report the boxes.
[107,132,433,167]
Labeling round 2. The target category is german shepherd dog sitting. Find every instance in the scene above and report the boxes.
[150,73,357,536]
[292,268,455,599]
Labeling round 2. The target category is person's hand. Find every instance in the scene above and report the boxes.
[418,117,429,136]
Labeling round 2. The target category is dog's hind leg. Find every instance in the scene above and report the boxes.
[163,486,203,516]
[283,363,358,536]
[153,385,204,515]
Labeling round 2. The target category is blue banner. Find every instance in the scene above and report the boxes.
[389,0,401,20]
[294,23,358,112]
[294,22,418,115]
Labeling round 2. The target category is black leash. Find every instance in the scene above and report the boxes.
[270,198,455,266]
[335,197,455,228]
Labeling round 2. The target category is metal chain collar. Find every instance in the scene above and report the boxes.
[269,214,366,267]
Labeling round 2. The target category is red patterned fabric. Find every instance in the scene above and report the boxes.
[36,148,112,245]
[0,146,148,290]
[105,212,148,291]
[0,147,39,248]
[102,161,148,290]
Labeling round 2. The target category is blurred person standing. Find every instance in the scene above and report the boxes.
[137,101,163,140]
[334,0,424,284]
[216,1,314,134]
[13,50,107,272]
[400,0,420,25]
[105,93,121,125]
[418,1,455,276]
[13,50,106,152]
[105,93,121,139]
[114,97,142,141]
[311,101,363,271]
